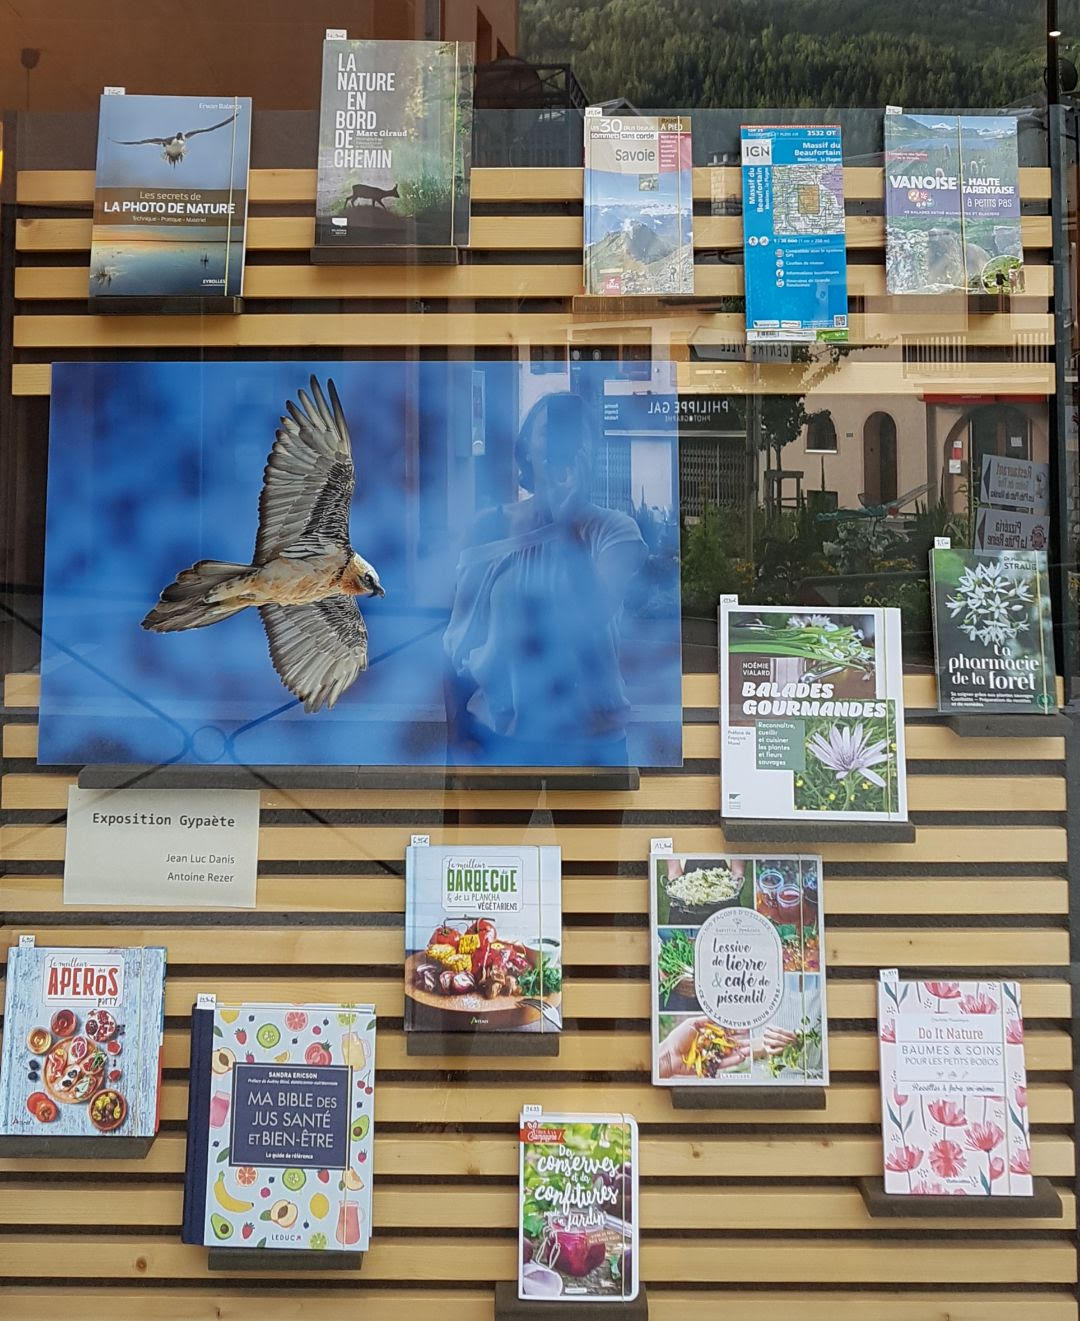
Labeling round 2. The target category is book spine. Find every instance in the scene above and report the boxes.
[180,1006,215,1244]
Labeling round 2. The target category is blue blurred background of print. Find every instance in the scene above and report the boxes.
[39,360,683,767]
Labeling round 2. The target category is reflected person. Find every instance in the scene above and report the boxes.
[443,392,647,765]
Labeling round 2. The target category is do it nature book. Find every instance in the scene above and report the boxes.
[650,851,827,1087]
[878,974,1032,1196]
[0,943,166,1151]
[719,603,908,822]
[930,548,1055,715]
[884,113,1024,295]
[584,111,694,295]
[315,38,473,248]
[182,1001,375,1253]
[405,845,562,1035]
[91,93,251,298]
[519,1107,638,1302]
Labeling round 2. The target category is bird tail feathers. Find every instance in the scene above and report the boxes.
[141,560,254,632]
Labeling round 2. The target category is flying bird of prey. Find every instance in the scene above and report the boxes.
[112,111,239,167]
[141,376,384,712]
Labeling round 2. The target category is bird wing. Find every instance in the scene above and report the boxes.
[112,136,170,146]
[259,598,368,712]
[185,112,239,138]
[255,375,355,565]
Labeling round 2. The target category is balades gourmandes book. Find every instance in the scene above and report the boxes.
[182,1001,375,1254]
[0,942,166,1154]
[90,92,251,298]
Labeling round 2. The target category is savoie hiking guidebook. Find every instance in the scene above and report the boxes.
[315,37,473,249]
[719,603,908,823]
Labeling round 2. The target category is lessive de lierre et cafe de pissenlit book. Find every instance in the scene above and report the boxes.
[315,37,473,248]
[650,850,828,1088]
[0,942,166,1149]
[91,92,251,297]
[930,547,1055,715]
[182,1001,375,1253]
[405,844,562,1035]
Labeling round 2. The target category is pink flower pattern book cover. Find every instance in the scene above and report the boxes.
[877,976,1032,1196]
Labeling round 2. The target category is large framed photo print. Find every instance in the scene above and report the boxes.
[720,604,907,822]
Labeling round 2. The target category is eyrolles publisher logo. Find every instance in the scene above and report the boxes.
[42,954,124,1004]
[521,1121,566,1144]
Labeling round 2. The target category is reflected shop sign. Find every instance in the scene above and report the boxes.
[603,392,746,434]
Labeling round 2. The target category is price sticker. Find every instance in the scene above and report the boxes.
[934,537,951,550]
[325,28,347,40]
[650,837,674,855]
[18,934,35,948]
[103,86,125,96]
[411,834,430,847]
[195,993,217,1009]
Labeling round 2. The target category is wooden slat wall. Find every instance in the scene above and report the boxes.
[2,160,1075,1319]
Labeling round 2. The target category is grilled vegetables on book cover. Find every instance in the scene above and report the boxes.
[405,845,562,1034]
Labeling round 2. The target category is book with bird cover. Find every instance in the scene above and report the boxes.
[90,92,251,298]
[877,973,1032,1196]
[719,602,908,822]
[518,1107,639,1301]
[182,1001,375,1253]
[930,547,1055,714]
[405,844,562,1036]
[650,850,828,1088]
[0,942,166,1150]
[884,113,1024,295]
[315,38,473,249]
[584,111,694,295]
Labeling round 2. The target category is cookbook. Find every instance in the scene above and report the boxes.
[91,92,251,298]
[650,852,827,1087]
[584,111,694,295]
[0,942,166,1147]
[720,602,908,822]
[878,974,1032,1196]
[930,547,1055,714]
[884,113,1024,295]
[519,1108,638,1301]
[182,1001,375,1253]
[315,37,473,249]
[405,844,562,1035]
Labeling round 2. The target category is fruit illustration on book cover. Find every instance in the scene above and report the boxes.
[650,852,828,1087]
[877,976,1032,1196]
[0,944,166,1140]
[519,1109,639,1301]
[930,548,1055,714]
[584,113,694,295]
[315,38,473,248]
[90,93,251,297]
[405,846,562,1034]
[183,1003,375,1252]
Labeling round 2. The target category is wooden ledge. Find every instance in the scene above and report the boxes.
[858,1175,1063,1219]
[945,712,1071,738]
[76,765,641,792]
[496,1282,647,1318]
[88,295,243,315]
[721,818,917,845]
[670,1085,827,1110]
[406,1033,560,1058]
[207,1247,364,1270]
[309,245,462,265]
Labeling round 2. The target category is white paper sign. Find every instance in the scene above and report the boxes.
[980,455,1049,515]
[64,787,259,908]
[975,507,1051,554]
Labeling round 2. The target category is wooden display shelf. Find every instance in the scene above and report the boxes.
[495,1282,647,1319]
[309,245,462,265]
[945,712,1071,738]
[406,1033,560,1058]
[670,1086,827,1111]
[721,819,917,845]
[0,1135,155,1158]
[207,1247,364,1271]
[76,765,641,793]
[858,1175,1063,1219]
[88,295,242,315]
